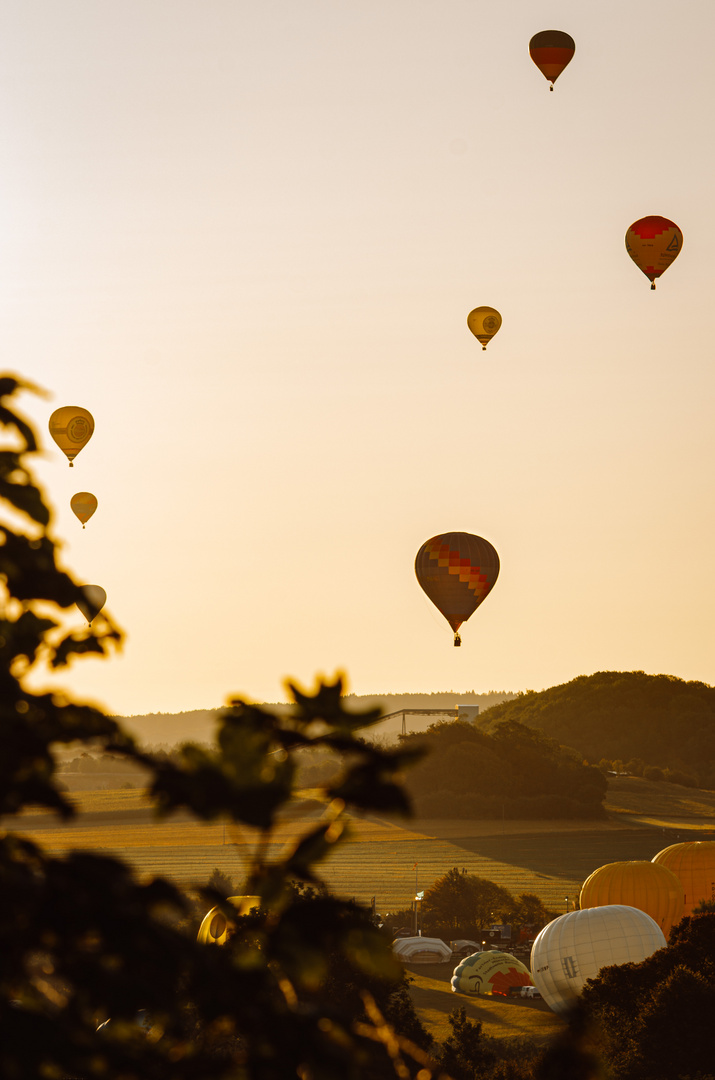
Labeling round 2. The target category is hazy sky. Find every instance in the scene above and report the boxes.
[2,1,713,716]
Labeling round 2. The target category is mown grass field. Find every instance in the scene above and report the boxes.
[401,961,564,1045]
[9,777,715,913]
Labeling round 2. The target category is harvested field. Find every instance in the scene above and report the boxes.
[6,776,714,911]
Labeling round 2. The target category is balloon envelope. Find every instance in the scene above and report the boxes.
[652,841,715,917]
[625,216,682,289]
[197,896,261,944]
[77,585,106,625]
[579,860,684,940]
[415,532,499,645]
[70,492,98,528]
[529,30,575,89]
[451,950,532,996]
[530,905,665,1014]
[48,406,95,465]
[467,307,502,350]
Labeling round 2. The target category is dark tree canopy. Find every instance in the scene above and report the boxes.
[477,672,715,787]
[401,718,606,819]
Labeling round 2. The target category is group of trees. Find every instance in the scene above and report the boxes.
[478,671,715,789]
[419,868,555,943]
[580,910,715,1080]
[401,718,607,820]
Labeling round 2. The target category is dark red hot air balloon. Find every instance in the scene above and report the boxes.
[415,532,499,646]
[529,30,575,90]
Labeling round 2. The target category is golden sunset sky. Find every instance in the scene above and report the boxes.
[2,1,713,715]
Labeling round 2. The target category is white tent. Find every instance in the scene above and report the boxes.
[392,937,452,963]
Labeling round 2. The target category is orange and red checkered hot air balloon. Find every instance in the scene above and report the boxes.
[415,532,499,647]
[529,30,575,91]
[625,216,683,290]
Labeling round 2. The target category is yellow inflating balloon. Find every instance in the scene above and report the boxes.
[652,841,715,916]
[451,951,533,996]
[70,492,98,529]
[467,307,502,351]
[76,585,106,625]
[197,896,261,944]
[579,860,684,940]
[49,406,95,466]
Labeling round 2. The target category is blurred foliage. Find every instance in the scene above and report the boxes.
[401,719,606,820]
[477,671,715,789]
[0,376,445,1079]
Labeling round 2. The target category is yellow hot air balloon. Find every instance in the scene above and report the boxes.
[625,216,683,289]
[197,896,261,944]
[77,585,106,625]
[652,841,715,917]
[467,307,502,351]
[579,860,684,940]
[49,406,95,466]
[70,492,98,529]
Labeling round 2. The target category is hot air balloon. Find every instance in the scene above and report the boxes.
[529,31,575,90]
[467,307,502,351]
[415,532,499,647]
[77,585,106,625]
[652,841,715,917]
[197,897,261,944]
[70,492,98,529]
[625,216,682,289]
[530,905,666,1014]
[48,406,95,466]
[451,950,533,996]
[579,860,684,940]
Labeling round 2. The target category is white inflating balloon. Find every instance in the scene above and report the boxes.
[530,905,666,1014]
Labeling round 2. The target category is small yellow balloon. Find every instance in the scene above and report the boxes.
[197,897,261,944]
[467,307,502,350]
[48,406,95,466]
[77,584,106,625]
[70,492,98,529]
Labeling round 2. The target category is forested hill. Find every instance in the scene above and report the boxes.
[117,690,517,747]
[477,671,715,788]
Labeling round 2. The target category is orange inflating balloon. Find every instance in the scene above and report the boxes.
[77,585,106,625]
[70,492,98,529]
[48,406,95,466]
[625,216,682,289]
[467,307,502,351]
[579,860,684,940]
[415,532,499,647]
[652,841,715,916]
[529,30,575,90]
